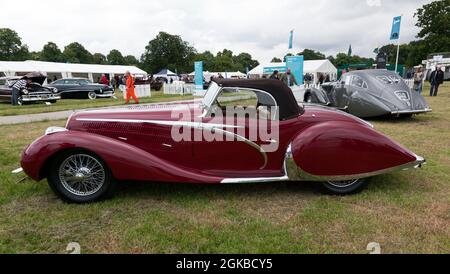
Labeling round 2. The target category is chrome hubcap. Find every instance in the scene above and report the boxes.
[88,92,96,99]
[327,179,360,188]
[59,154,105,196]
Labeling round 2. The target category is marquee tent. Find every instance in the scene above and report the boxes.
[153,69,179,82]
[0,60,147,82]
[248,59,338,83]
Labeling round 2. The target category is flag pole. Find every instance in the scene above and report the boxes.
[394,14,403,73]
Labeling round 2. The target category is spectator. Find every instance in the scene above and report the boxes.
[52,75,57,83]
[318,73,325,85]
[125,71,139,104]
[218,73,224,79]
[304,73,312,86]
[114,75,120,89]
[100,74,109,85]
[281,69,298,87]
[325,74,330,83]
[413,66,424,94]
[269,70,280,80]
[429,66,444,97]
[11,76,32,106]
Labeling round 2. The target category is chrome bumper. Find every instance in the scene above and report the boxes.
[391,108,432,115]
[97,91,115,98]
[22,95,61,102]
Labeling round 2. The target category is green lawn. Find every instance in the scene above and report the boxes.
[0,84,449,254]
[0,90,195,116]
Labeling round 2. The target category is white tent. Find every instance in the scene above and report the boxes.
[188,71,247,80]
[248,59,338,83]
[0,60,147,82]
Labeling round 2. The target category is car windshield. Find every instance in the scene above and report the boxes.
[202,81,220,109]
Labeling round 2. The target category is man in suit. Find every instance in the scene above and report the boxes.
[429,66,445,97]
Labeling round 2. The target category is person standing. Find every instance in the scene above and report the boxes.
[125,71,139,104]
[413,66,424,94]
[429,66,444,97]
[269,70,280,80]
[11,76,31,106]
[281,69,298,87]
[100,74,109,85]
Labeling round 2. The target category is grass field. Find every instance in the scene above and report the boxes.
[0,83,449,254]
[0,90,195,116]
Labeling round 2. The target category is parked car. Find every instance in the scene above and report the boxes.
[300,70,431,118]
[19,79,426,203]
[47,78,115,100]
[0,72,60,105]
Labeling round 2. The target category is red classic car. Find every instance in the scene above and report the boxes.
[19,79,425,203]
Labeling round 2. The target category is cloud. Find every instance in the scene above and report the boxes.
[0,0,433,64]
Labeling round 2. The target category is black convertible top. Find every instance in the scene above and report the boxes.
[214,79,303,120]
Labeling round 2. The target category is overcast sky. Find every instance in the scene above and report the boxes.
[1,0,433,63]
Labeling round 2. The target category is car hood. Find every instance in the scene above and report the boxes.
[301,105,374,128]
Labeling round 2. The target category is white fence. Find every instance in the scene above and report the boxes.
[404,79,415,90]
[163,82,196,95]
[119,84,152,99]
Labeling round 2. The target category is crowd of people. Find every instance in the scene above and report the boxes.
[267,70,332,87]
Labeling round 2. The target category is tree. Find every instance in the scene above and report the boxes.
[415,0,450,53]
[0,28,30,61]
[195,51,216,71]
[298,49,326,60]
[124,55,139,66]
[233,52,259,72]
[141,32,197,73]
[40,42,63,62]
[63,42,93,63]
[107,49,125,65]
[332,53,374,67]
[93,53,107,64]
[271,57,282,63]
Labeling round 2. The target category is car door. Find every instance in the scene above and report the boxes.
[192,88,281,176]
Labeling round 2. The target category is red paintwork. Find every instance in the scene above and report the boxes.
[21,102,418,183]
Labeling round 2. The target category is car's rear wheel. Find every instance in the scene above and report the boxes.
[48,150,116,203]
[322,178,369,195]
[87,91,97,100]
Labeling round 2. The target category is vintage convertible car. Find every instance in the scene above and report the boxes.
[47,78,115,100]
[0,72,60,105]
[301,70,431,118]
[19,79,425,203]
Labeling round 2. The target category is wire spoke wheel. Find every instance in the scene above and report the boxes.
[58,154,105,196]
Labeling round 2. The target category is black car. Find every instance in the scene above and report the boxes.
[47,78,115,100]
[0,72,60,105]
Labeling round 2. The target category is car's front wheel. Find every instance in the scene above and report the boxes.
[322,178,369,195]
[87,91,97,100]
[48,150,116,203]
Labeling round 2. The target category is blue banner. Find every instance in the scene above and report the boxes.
[194,61,203,90]
[288,30,294,49]
[286,55,304,85]
[390,16,402,40]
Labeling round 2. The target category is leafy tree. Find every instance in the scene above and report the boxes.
[332,53,374,67]
[195,51,216,71]
[0,28,30,61]
[405,40,428,67]
[379,44,411,65]
[63,42,93,63]
[415,0,450,53]
[93,53,107,64]
[40,42,63,62]
[107,49,125,65]
[298,49,326,60]
[124,55,139,66]
[233,52,259,72]
[271,57,282,63]
[141,32,197,73]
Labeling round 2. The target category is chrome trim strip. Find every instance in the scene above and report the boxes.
[221,175,289,184]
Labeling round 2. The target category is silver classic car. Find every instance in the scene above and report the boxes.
[304,70,431,118]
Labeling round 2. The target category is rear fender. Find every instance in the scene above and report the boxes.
[21,131,223,183]
[289,121,419,180]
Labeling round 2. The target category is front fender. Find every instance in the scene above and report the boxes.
[290,121,419,180]
[21,130,223,183]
